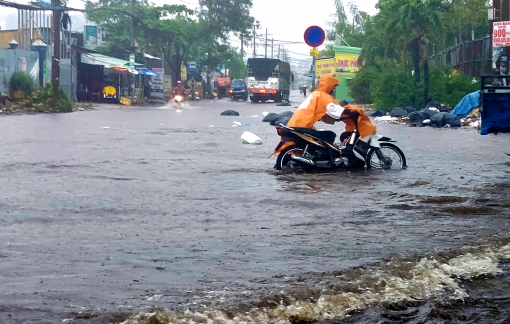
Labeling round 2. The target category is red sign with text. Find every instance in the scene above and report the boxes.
[493,21,510,47]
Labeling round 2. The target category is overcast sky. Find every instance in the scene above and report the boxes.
[1,0,379,66]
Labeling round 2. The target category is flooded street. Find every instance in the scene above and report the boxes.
[1,91,510,323]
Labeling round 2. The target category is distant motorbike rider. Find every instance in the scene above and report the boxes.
[173,80,186,97]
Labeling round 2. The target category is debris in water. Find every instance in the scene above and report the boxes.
[241,131,262,145]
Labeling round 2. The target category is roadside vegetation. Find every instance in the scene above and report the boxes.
[329,0,489,111]
[2,73,72,114]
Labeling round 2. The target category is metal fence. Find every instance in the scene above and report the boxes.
[429,37,492,78]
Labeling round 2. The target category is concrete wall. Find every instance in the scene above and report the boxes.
[0,48,39,95]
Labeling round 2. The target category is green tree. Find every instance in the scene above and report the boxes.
[377,0,448,104]
[328,0,371,47]
[428,67,479,107]
[371,63,422,110]
[86,0,254,84]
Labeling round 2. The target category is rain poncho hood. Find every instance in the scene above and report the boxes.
[287,75,340,128]
[315,74,339,94]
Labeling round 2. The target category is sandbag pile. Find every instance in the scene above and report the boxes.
[261,111,294,126]
[373,101,474,129]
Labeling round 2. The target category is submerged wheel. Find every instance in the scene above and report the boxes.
[275,144,305,171]
[366,143,407,169]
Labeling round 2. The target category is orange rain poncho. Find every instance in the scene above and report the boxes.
[341,105,377,138]
[287,74,340,128]
[274,75,376,154]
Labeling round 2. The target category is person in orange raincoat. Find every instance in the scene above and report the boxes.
[273,74,341,155]
[274,75,377,154]
[286,74,340,129]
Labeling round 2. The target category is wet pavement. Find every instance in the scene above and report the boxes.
[1,90,510,323]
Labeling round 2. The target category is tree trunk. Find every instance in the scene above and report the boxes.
[422,42,429,106]
[412,39,420,83]
[162,46,178,86]
[423,59,429,106]
[173,43,182,84]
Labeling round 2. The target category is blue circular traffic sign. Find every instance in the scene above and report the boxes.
[304,26,325,47]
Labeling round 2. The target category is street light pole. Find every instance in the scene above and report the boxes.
[51,0,61,96]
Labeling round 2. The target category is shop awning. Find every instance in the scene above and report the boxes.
[136,68,157,76]
[81,52,142,70]
[106,66,138,75]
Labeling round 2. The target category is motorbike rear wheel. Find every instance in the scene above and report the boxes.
[275,144,306,171]
[366,143,407,169]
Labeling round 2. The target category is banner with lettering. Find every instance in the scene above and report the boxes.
[315,58,336,77]
[335,54,360,73]
[493,21,510,47]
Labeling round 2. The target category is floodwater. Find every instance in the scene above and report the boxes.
[1,91,510,323]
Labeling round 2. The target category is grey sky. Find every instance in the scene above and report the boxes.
[1,0,379,66]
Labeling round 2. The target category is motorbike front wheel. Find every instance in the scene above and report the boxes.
[366,143,407,169]
[275,144,308,171]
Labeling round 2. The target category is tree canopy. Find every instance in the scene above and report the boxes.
[327,0,489,109]
[85,0,254,84]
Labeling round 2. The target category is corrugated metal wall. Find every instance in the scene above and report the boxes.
[429,37,492,78]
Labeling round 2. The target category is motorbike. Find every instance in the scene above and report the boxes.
[274,124,407,171]
[173,94,184,109]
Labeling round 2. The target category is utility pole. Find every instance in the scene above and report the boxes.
[312,50,316,90]
[278,45,280,59]
[51,0,61,96]
[265,28,268,58]
[271,38,273,58]
[240,34,243,58]
[502,0,509,69]
[130,0,136,64]
[253,25,256,58]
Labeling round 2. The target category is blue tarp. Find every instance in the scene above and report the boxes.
[451,90,480,118]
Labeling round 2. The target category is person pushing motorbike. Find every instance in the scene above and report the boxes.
[286,74,341,128]
[275,74,376,155]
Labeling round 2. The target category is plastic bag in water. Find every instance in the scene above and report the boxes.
[241,131,263,145]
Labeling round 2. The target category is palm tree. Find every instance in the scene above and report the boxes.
[379,0,448,105]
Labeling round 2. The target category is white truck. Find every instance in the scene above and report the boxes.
[247,58,291,103]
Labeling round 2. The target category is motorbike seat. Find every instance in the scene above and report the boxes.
[292,127,337,144]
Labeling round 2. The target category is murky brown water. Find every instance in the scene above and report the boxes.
[1,91,510,323]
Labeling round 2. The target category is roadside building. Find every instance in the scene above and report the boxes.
[315,45,361,102]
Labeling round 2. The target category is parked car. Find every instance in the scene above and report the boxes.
[229,79,248,101]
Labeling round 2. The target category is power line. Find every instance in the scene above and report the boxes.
[287,50,313,57]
